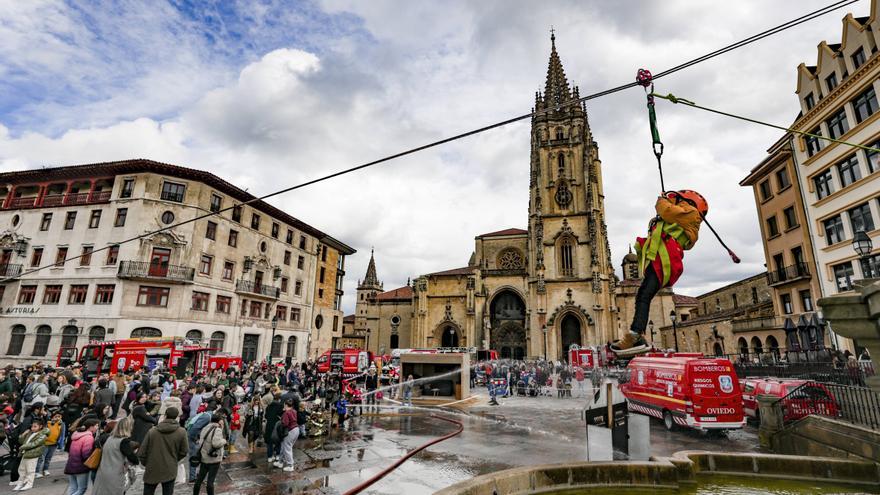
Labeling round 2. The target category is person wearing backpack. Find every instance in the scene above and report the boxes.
[193,414,226,495]
[12,418,49,491]
[185,404,211,483]
[63,418,98,495]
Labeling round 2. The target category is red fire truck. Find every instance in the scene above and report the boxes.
[620,352,746,432]
[57,338,216,378]
[206,353,243,372]
[317,348,374,377]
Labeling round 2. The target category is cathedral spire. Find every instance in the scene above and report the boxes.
[544,30,572,108]
[360,248,381,289]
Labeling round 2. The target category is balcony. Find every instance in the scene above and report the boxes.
[731,316,787,333]
[236,279,280,299]
[0,264,22,279]
[4,190,113,210]
[767,262,811,286]
[117,260,195,283]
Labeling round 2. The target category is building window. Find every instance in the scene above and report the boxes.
[43,285,62,304]
[319,266,325,283]
[18,285,36,304]
[191,291,209,311]
[137,286,170,306]
[286,336,297,358]
[32,326,52,356]
[321,246,328,262]
[766,216,779,237]
[861,253,880,278]
[732,293,738,309]
[294,280,302,296]
[251,213,260,230]
[848,202,875,234]
[276,305,287,321]
[286,229,293,244]
[792,245,805,265]
[804,92,815,110]
[216,296,231,314]
[209,331,225,354]
[210,194,222,213]
[780,293,793,314]
[833,262,855,292]
[299,236,306,249]
[161,211,175,225]
[186,329,203,343]
[823,215,845,245]
[131,327,162,338]
[852,47,866,70]
[249,300,263,319]
[64,211,76,230]
[826,72,838,92]
[297,255,304,269]
[867,139,880,174]
[284,251,291,265]
[814,169,834,199]
[31,248,43,267]
[226,230,238,248]
[232,205,242,223]
[852,86,878,124]
[837,155,862,187]
[39,213,52,231]
[114,208,127,227]
[800,290,813,312]
[106,245,119,265]
[805,126,823,157]
[559,237,574,277]
[6,325,25,356]
[221,261,234,281]
[271,222,279,239]
[206,221,217,240]
[94,284,115,304]
[759,180,772,200]
[199,254,213,275]
[80,246,93,266]
[280,277,289,293]
[55,247,68,267]
[775,167,790,191]
[88,210,101,229]
[271,335,283,358]
[120,178,134,198]
[318,288,324,299]
[161,181,186,202]
[240,299,248,317]
[291,308,301,323]
[826,107,849,139]
[68,285,88,304]
[783,206,798,229]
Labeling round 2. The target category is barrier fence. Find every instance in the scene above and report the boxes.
[776,380,880,430]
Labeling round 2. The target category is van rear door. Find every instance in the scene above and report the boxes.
[688,362,743,424]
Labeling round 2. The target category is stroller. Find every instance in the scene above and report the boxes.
[516,379,527,397]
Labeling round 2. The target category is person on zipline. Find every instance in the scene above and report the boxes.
[612,190,708,356]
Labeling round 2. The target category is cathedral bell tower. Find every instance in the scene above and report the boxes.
[527,32,616,350]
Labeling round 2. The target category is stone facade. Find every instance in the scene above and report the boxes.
[0,159,353,367]
[308,241,349,359]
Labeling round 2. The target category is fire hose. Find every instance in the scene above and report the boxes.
[342,414,464,495]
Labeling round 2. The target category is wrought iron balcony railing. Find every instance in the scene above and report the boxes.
[767,262,811,286]
[236,279,280,298]
[0,264,22,278]
[117,260,195,283]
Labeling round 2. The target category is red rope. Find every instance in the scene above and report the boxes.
[342,414,464,495]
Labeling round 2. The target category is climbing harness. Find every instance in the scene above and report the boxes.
[637,68,666,192]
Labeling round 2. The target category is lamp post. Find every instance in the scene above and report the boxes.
[669,310,679,352]
[542,324,548,361]
[853,230,874,278]
[648,320,655,346]
[268,315,278,366]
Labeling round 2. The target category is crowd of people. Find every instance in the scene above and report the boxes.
[471,359,598,405]
[0,360,369,495]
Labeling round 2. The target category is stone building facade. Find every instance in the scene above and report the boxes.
[0,159,353,367]
[350,36,618,360]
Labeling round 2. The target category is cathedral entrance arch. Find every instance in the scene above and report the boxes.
[490,289,527,359]
[560,313,582,361]
[440,325,459,347]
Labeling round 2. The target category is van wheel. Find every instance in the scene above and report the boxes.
[663,410,676,431]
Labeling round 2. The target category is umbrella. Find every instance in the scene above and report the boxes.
[797,315,812,353]
[809,314,826,349]
[783,317,800,351]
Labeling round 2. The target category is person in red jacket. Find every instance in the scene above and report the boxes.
[228,404,242,454]
[277,400,299,473]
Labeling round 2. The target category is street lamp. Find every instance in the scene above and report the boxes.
[853,230,874,278]
[648,320,655,346]
[542,324,548,361]
[669,310,679,352]
[268,315,278,366]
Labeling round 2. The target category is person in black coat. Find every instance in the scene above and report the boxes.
[263,395,282,463]
[130,393,157,444]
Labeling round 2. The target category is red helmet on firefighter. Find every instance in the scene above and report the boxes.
[672,189,708,216]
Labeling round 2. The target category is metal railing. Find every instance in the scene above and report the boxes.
[731,316,787,333]
[236,279,280,298]
[4,190,113,209]
[730,355,874,388]
[0,264,21,278]
[767,262,811,285]
[160,190,185,202]
[117,260,195,282]
[775,380,880,430]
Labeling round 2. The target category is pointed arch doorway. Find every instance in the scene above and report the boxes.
[560,313,582,361]
[441,325,459,347]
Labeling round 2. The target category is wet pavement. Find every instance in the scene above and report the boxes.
[17,390,761,495]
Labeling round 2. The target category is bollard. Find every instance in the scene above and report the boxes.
[757,394,783,450]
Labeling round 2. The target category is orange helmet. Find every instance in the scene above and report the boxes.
[675,189,708,216]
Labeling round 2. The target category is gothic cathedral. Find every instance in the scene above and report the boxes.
[351,35,617,361]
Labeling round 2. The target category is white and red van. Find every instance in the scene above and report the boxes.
[621,353,746,432]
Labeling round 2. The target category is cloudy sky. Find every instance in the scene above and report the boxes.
[0,0,862,313]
